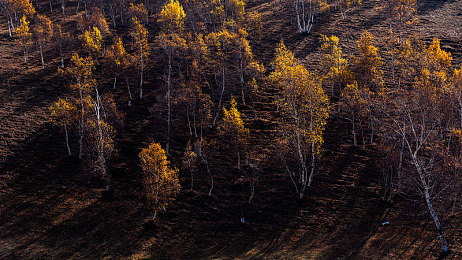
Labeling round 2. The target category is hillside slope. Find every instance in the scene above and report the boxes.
[1,0,461,259]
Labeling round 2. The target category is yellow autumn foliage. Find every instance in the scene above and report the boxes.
[82,26,103,58]
[158,0,186,33]
[221,98,249,144]
[139,142,180,219]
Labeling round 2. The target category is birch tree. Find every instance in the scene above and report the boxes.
[82,26,103,61]
[84,93,115,191]
[381,38,454,254]
[139,142,180,220]
[130,17,150,99]
[294,0,329,34]
[49,98,77,156]
[352,31,383,91]
[61,53,95,159]
[106,36,135,106]
[16,15,32,65]
[270,41,329,199]
[157,0,187,155]
[52,24,70,69]
[33,14,53,68]
[318,34,352,97]
[220,98,250,169]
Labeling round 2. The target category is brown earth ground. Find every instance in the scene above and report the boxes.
[1,0,462,259]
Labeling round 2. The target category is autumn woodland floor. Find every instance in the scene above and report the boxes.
[1,0,462,259]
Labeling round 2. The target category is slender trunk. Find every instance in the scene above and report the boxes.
[189,169,194,192]
[198,140,213,196]
[249,175,255,203]
[126,76,132,106]
[307,109,315,187]
[94,88,111,191]
[139,45,144,99]
[84,1,88,19]
[308,137,315,187]
[424,186,449,253]
[451,194,457,216]
[151,210,157,221]
[410,152,449,253]
[7,19,12,37]
[40,44,45,69]
[79,84,84,159]
[60,44,64,68]
[295,112,307,199]
[240,53,245,105]
[166,50,172,155]
[352,114,357,146]
[9,14,15,33]
[113,76,117,90]
[213,65,226,126]
[187,108,192,136]
[235,139,240,169]
[64,123,71,156]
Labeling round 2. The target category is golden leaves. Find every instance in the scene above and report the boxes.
[139,143,180,212]
[107,37,132,69]
[270,40,329,150]
[16,15,31,45]
[130,17,150,58]
[82,26,103,57]
[158,0,186,33]
[353,31,384,90]
[221,98,250,144]
[49,98,77,126]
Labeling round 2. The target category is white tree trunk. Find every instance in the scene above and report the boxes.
[64,123,71,156]
[40,45,45,68]
[213,65,226,126]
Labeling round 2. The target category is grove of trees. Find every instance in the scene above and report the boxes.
[4,0,461,255]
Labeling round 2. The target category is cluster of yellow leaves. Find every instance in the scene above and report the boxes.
[336,0,361,17]
[158,0,186,33]
[319,34,353,94]
[130,17,150,60]
[453,129,462,144]
[139,143,180,213]
[204,28,252,63]
[341,82,371,117]
[82,26,103,58]
[182,140,198,172]
[270,41,329,152]
[209,0,225,22]
[6,0,35,17]
[107,37,132,69]
[16,15,31,46]
[62,53,95,92]
[353,31,383,90]
[229,0,246,21]
[221,98,249,144]
[422,38,452,81]
[245,11,263,40]
[49,98,77,126]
